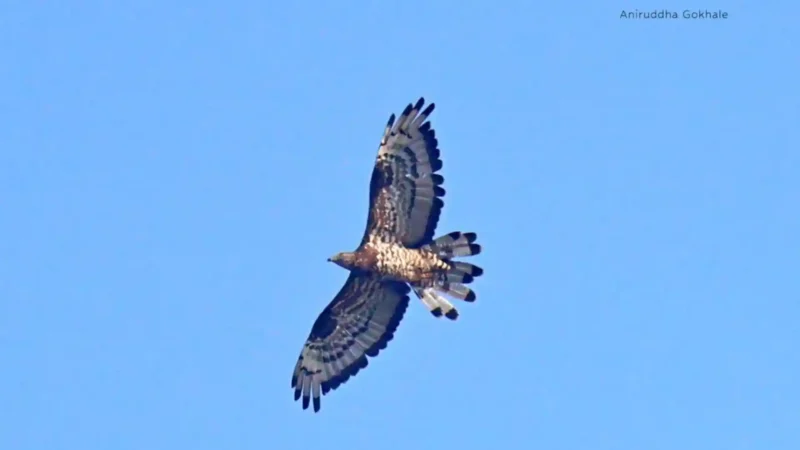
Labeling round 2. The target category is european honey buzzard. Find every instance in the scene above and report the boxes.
[291,98,483,412]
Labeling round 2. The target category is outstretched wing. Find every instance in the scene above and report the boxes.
[291,272,410,412]
[361,98,445,248]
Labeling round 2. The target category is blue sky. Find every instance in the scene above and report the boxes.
[2,1,798,449]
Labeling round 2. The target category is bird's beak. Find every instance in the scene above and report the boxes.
[326,258,332,262]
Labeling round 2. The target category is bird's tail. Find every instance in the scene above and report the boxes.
[415,232,483,320]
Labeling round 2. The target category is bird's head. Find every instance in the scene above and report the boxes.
[327,251,357,270]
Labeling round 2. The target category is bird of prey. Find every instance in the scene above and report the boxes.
[291,98,483,412]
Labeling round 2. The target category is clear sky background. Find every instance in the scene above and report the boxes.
[2,1,798,449]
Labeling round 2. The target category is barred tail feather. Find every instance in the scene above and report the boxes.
[449,262,483,280]
[413,286,459,320]
[424,231,481,259]
[436,281,475,302]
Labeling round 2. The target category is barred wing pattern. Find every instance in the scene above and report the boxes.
[291,273,410,412]
[362,98,445,248]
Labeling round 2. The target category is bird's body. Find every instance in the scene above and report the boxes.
[332,243,450,283]
[291,98,483,412]
[373,244,451,283]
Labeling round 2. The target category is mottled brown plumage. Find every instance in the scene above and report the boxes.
[331,244,450,283]
[291,98,483,413]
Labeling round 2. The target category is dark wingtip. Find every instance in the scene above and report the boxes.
[387,113,396,127]
[422,102,435,117]
[469,244,481,255]
[431,307,443,317]
[434,186,446,197]
[464,232,477,243]
[465,291,476,302]
[294,387,301,401]
[414,97,425,110]
[463,274,474,284]
[313,396,321,412]
[472,265,484,277]
[445,309,459,320]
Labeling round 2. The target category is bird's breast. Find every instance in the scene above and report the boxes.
[367,243,443,282]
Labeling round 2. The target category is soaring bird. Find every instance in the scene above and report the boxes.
[291,98,483,412]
